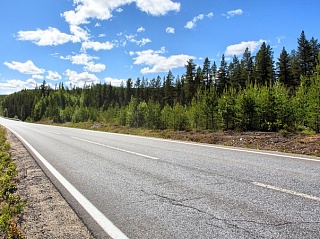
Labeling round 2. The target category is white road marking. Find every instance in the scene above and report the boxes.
[7,127,130,239]
[252,182,320,202]
[72,136,159,160]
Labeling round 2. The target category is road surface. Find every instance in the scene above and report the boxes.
[1,117,320,239]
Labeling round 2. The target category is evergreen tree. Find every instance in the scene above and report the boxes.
[240,47,255,85]
[255,42,275,85]
[228,55,242,89]
[297,30,312,77]
[202,57,211,88]
[277,47,293,88]
[217,54,229,94]
[185,59,197,103]
[164,70,175,106]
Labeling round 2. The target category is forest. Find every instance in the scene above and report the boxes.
[1,31,320,133]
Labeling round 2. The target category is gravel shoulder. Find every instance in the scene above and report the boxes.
[7,130,95,239]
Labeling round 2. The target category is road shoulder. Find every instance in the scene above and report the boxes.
[7,130,95,239]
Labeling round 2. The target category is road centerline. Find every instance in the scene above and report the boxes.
[252,182,320,202]
[72,136,159,160]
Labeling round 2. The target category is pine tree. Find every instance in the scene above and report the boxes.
[277,47,293,88]
[164,70,175,106]
[228,55,242,89]
[240,47,254,85]
[185,59,197,104]
[255,42,275,85]
[297,30,312,77]
[217,54,229,94]
[202,57,211,88]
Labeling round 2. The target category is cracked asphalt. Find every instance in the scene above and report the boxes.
[1,118,320,239]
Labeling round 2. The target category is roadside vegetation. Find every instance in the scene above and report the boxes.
[0,126,25,239]
[1,31,320,134]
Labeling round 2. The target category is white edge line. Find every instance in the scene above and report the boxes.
[7,127,130,239]
[72,136,159,160]
[252,182,320,202]
[14,120,320,162]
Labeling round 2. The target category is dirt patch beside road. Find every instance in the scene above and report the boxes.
[7,131,94,239]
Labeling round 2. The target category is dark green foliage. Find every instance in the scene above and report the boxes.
[1,32,320,133]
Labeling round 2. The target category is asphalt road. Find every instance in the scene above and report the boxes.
[1,117,320,239]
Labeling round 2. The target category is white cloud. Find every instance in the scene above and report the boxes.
[0,79,38,92]
[32,74,44,80]
[166,27,175,34]
[132,47,194,74]
[137,27,145,32]
[225,39,266,56]
[223,9,243,19]
[60,53,106,73]
[135,0,180,16]
[17,27,77,46]
[98,33,106,37]
[125,34,151,47]
[69,25,90,42]
[84,62,106,72]
[46,70,62,81]
[62,0,180,26]
[4,60,45,75]
[104,77,125,87]
[81,40,114,51]
[95,22,101,27]
[65,69,100,87]
[184,12,213,29]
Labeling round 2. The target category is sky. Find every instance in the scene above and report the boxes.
[0,0,319,95]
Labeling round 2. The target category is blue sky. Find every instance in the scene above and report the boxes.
[0,0,319,94]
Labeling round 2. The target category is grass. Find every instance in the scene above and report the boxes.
[0,126,25,239]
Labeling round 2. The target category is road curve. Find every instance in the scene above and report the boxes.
[1,117,320,239]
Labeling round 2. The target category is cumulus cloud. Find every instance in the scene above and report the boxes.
[17,27,77,46]
[223,9,243,19]
[225,39,266,56]
[65,69,100,87]
[4,60,45,75]
[0,79,38,93]
[46,70,62,81]
[184,12,213,29]
[81,40,114,51]
[131,47,194,74]
[60,53,106,72]
[84,62,106,72]
[62,0,180,26]
[166,27,175,34]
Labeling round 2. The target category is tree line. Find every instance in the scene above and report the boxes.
[1,31,320,132]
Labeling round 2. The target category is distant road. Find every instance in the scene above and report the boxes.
[1,117,320,239]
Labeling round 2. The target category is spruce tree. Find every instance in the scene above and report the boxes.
[255,42,275,86]
[297,30,312,77]
[277,47,293,88]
